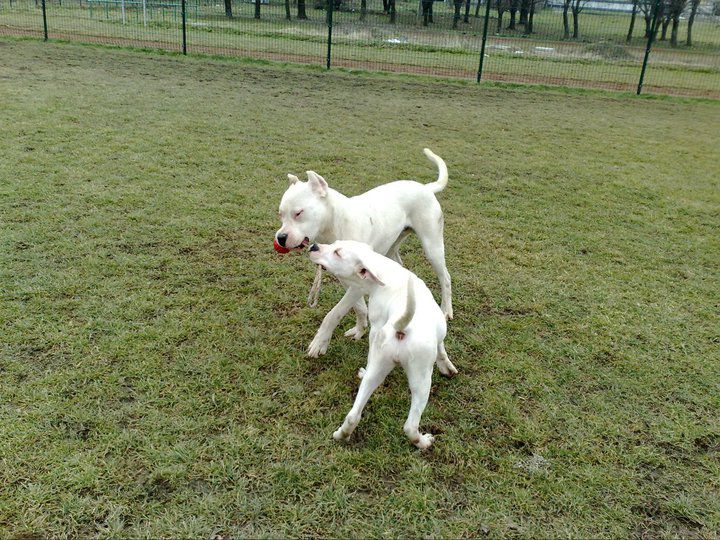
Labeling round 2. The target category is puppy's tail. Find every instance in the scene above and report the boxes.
[393,276,416,333]
[423,148,448,194]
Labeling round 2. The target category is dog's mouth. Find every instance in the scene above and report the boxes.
[291,237,310,251]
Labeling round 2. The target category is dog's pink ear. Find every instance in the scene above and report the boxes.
[306,171,328,197]
[357,265,385,286]
[287,174,300,185]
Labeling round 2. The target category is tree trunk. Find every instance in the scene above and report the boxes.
[285,0,291,19]
[389,0,396,22]
[224,0,232,18]
[686,0,699,46]
[382,0,388,12]
[453,0,463,27]
[519,0,528,24]
[255,0,261,19]
[626,0,637,42]
[360,0,366,20]
[572,6,580,38]
[475,0,482,17]
[508,7,516,29]
[670,15,679,46]
[660,15,670,40]
[644,14,651,37]
[527,0,534,33]
[297,0,307,19]
[562,1,570,39]
[464,0,471,23]
[497,9,504,32]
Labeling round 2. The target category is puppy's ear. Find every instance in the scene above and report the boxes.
[287,174,300,185]
[356,264,385,286]
[306,171,328,198]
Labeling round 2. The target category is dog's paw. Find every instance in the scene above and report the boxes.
[307,336,329,358]
[414,433,435,450]
[333,428,351,442]
[344,325,365,341]
[357,367,366,379]
[443,306,454,321]
[438,361,459,378]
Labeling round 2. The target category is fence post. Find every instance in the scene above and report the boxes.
[181,0,187,55]
[637,0,661,95]
[41,0,48,41]
[476,0,491,82]
[326,0,334,69]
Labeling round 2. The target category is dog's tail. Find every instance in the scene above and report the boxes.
[393,276,416,333]
[423,148,448,194]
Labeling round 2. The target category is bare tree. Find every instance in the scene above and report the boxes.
[224,0,233,18]
[508,0,519,29]
[686,0,700,45]
[464,0,471,23]
[571,0,589,38]
[453,0,464,27]
[285,0,291,19]
[525,0,541,33]
[519,0,529,25]
[666,0,689,45]
[562,0,571,38]
[627,0,639,42]
[297,0,307,19]
[255,0,261,19]
[496,0,511,32]
[638,0,658,37]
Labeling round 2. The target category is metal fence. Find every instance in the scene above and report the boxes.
[2,0,719,97]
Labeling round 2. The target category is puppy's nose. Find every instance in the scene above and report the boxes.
[309,243,319,252]
[276,233,288,247]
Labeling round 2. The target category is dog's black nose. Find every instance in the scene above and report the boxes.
[276,233,288,247]
[309,243,319,252]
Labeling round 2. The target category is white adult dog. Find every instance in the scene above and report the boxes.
[309,240,458,449]
[275,149,452,358]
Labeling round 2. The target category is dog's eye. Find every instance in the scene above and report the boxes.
[334,249,342,258]
[293,210,303,219]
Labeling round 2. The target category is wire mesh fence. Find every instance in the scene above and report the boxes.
[1,0,719,97]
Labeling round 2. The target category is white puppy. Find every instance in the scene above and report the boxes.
[275,149,452,358]
[309,240,458,450]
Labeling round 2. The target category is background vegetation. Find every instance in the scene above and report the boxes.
[1,0,719,96]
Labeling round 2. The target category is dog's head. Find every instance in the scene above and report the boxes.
[274,171,332,252]
[308,240,385,288]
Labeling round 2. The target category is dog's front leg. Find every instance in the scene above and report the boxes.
[343,296,368,341]
[308,287,364,357]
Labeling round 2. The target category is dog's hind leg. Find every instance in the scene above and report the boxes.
[414,215,453,320]
[333,351,394,442]
[403,360,435,450]
[387,228,412,266]
[436,342,458,378]
[344,296,368,340]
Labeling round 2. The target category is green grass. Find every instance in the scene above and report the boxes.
[2,0,720,96]
[1,39,720,538]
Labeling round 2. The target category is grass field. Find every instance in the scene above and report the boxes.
[2,0,720,96]
[1,40,720,538]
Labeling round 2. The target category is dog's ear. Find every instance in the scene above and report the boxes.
[306,171,328,198]
[287,174,300,185]
[356,263,385,287]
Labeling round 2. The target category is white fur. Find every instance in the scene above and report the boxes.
[276,148,453,358]
[309,240,458,450]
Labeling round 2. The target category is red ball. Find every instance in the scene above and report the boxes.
[274,238,290,254]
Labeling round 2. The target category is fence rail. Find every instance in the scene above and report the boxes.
[1,0,719,97]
